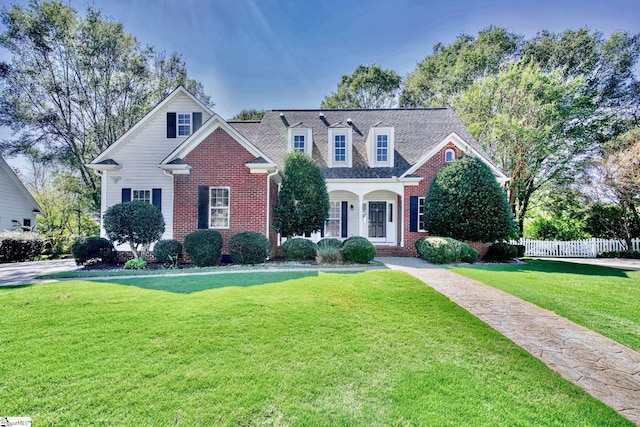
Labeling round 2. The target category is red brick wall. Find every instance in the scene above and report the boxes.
[173,128,276,253]
[403,142,462,254]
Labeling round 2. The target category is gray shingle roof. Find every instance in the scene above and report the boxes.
[228,108,491,179]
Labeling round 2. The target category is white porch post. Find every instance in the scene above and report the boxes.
[400,193,405,247]
[358,194,365,237]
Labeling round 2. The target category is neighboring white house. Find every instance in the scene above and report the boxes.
[0,156,42,231]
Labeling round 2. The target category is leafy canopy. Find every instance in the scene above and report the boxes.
[423,156,517,242]
[103,201,165,259]
[273,152,329,237]
[321,65,401,109]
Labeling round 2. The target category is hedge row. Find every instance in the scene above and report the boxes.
[415,237,519,264]
[0,231,45,263]
[282,236,376,264]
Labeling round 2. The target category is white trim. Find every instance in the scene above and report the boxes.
[0,156,42,213]
[401,132,508,180]
[366,126,394,167]
[246,162,278,174]
[328,127,352,167]
[161,115,276,166]
[209,186,230,229]
[287,127,312,156]
[91,86,213,165]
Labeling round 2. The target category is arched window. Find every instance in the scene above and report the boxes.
[444,148,455,162]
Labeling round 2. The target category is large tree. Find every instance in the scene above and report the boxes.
[0,0,211,209]
[272,152,329,238]
[321,64,401,109]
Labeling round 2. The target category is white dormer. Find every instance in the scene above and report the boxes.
[328,124,352,167]
[287,124,312,156]
[366,124,394,167]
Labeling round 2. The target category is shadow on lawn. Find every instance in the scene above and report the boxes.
[90,270,327,294]
[470,259,631,278]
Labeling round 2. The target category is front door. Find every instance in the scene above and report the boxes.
[368,202,386,238]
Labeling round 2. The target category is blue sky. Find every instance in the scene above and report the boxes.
[2,0,640,168]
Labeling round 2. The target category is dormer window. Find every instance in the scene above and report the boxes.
[445,148,455,162]
[367,126,394,167]
[328,126,352,167]
[287,126,312,156]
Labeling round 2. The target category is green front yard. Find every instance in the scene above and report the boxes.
[0,270,630,426]
[451,259,640,351]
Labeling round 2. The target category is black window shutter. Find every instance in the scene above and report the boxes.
[197,186,209,229]
[152,188,162,211]
[167,112,177,138]
[409,196,418,232]
[341,201,348,238]
[193,112,202,132]
[122,188,131,202]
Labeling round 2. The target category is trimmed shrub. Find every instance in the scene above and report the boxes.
[598,250,640,259]
[184,230,222,267]
[103,201,165,259]
[414,236,428,255]
[282,238,318,261]
[484,242,518,262]
[340,236,376,264]
[154,239,182,268]
[124,258,147,269]
[417,237,462,264]
[317,238,342,250]
[514,244,526,258]
[70,236,117,266]
[460,242,479,264]
[0,231,45,262]
[228,231,270,265]
[317,247,342,264]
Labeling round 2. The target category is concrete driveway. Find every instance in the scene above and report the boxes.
[0,258,78,286]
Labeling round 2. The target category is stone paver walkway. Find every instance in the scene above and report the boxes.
[378,257,640,426]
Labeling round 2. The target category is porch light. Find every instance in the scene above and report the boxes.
[350,204,354,211]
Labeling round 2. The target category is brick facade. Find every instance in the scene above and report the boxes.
[173,128,278,253]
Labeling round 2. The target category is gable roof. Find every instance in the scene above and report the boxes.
[228,108,502,179]
[90,86,213,165]
[0,156,42,213]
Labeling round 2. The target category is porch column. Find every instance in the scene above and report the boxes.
[358,194,365,237]
[400,193,405,247]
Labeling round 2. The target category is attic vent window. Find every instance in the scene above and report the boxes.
[445,148,455,162]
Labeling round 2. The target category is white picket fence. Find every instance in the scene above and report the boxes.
[512,238,640,258]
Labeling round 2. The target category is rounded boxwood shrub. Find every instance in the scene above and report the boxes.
[70,236,117,266]
[184,230,222,267]
[154,239,183,268]
[484,242,518,262]
[417,237,462,264]
[414,236,428,255]
[228,231,270,265]
[340,236,376,264]
[282,238,318,261]
[460,242,478,264]
[317,238,342,250]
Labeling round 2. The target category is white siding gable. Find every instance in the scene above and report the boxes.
[0,157,41,231]
[97,91,213,242]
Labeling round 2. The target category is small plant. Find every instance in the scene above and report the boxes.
[484,242,518,262]
[124,258,147,269]
[417,237,462,264]
[460,243,478,264]
[184,230,222,267]
[317,238,342,250]
[228,231,270,265]
[317,247,342,264]
[340,236,376,264]
[282,238,318,261]
[154,239,182,268]
[70,236,118,266]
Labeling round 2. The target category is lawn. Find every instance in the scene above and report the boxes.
[451,259,640,351]
[0,270,631,426]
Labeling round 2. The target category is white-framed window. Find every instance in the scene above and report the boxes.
[325,201,341,237]
[445,148,456,163]
[328,127,352,167]
[376,134,388,163]
[287,127,312,155]
[210,187,230,228]
[178,113,191,136]
[367,126,394,167]
[133,190,151,203]
[418,197,427,232]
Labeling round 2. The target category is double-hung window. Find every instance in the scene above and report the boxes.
[210,187,230,228]
[293,135,305,153]
[418,197,427,232]
[178,113,191,136]
[133,190,151,203]
[334,134,346,163]
[325,201,341,237]
[376,134,388,163]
